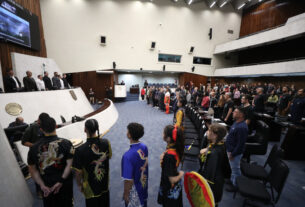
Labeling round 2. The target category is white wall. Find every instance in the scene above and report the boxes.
[0,124,33,207]
[118,73,179,90]
[11,53,62,86]
[214,13,305,55]
[40,0,241,76]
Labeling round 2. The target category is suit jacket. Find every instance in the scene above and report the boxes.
[52,76,61,89]
[43,76,53,90]
[23,76,38,91]
[4,75,21,93]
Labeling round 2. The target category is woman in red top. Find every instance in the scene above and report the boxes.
[141,88,146,100]
[201,92,210,111]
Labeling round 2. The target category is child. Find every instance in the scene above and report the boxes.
[121,123,148,207]
[158,125,185,207]
[199,123,231,206]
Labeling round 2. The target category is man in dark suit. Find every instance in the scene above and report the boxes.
[52,72,61,90]
[43,71,53,90]
[62,74,70,89]
[23,71,38,91]
[4,69,22,93]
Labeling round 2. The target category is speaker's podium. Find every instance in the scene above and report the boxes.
[114,85,127,101]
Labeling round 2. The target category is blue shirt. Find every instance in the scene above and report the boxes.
[290,97,305,123]
[225,121,248,157]
[121,142,148,206]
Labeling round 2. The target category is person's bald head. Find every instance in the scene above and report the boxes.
[225,92,232,100]
[16,117,24,124]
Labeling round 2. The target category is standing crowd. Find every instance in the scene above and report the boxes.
[3,69,70,93]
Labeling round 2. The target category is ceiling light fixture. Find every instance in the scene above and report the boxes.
[210,1,216,8]
[238,3,246,10]
[220,1,227,7]
[188,0,193,5]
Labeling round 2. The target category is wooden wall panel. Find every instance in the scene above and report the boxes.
[214,76,305,90]
[240,0,305,37]
[72,71,114,102]
[0,0,46,77]
[179,73,208,88]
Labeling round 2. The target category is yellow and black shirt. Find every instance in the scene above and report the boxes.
[72,137,112,199]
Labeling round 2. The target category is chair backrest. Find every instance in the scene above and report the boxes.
[265,144,284,168]
[268,159,289,203]
[256,120,269,145]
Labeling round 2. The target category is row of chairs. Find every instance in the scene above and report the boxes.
[147,83,177,88]
[183,105,208,163]
[236,145,289,207]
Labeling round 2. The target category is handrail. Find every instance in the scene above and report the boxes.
[217,56,305,69]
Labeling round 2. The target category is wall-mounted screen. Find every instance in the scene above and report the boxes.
[158,53,181,63]
[0,0,40,50]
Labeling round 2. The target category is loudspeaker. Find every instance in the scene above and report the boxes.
[209,28,212,40]
[189,46,194,54]
[151,41,156,49]
[140,68,143,71]
[163,65,166,71]
[113,62,116,69]
[101,36,106,45]
[192,66,195,72]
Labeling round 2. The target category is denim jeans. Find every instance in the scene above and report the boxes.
[228,153,242,186]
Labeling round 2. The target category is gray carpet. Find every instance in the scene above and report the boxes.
[28,100,305,207]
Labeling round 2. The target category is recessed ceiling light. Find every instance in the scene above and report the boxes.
[188,0,193,5]
[220,1,227,8]
[238,3,246,10]
[210,1,216,8]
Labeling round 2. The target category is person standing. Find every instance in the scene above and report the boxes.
[252,87,265,113]
[164,89,171,114]
[290,89,305,124]
[221,92,234,126]
[22,113,50,148]
[225,107,248,192]
[23,71,38,91]
[27,117,74,207]
[3,69,22,92]
[276,86,292,122]
[52,72,61,90]
[158,125,184,207]
[72,119,112,207]
[199,123,231,206]
[36,75,46,91]
[141,88,146,100]
[43,72,53,90]
[62,74,70,89]
[122,123,148,207]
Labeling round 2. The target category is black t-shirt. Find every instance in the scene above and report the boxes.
[222,100,234,121]
[27,136,74,187]
[72,137,112,199]
[254,94,265,113]
[278,93,291,111]
[158,152,182,206]
[243,105,254,121]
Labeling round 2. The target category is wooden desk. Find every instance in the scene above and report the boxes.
[130,87,139,94]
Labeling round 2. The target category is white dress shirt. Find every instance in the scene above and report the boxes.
[36,79,45,91]
[59,78,64,89]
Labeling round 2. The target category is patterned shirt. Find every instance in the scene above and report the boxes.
[27,135,74,187]
[72,137,112,199]
[121,142,148,206]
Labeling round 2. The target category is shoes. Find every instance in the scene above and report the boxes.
[225,183,238,192]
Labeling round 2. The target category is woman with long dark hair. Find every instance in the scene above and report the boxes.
[158,125,185,207]
[72,119,112,207]
[199,123,231,206]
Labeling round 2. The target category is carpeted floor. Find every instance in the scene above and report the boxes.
[28,100,305,207]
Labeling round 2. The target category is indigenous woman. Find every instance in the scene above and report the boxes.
[158,125,185,207]
[164,89,171,114]
[199,123,231,206]
[174,99,185,130]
